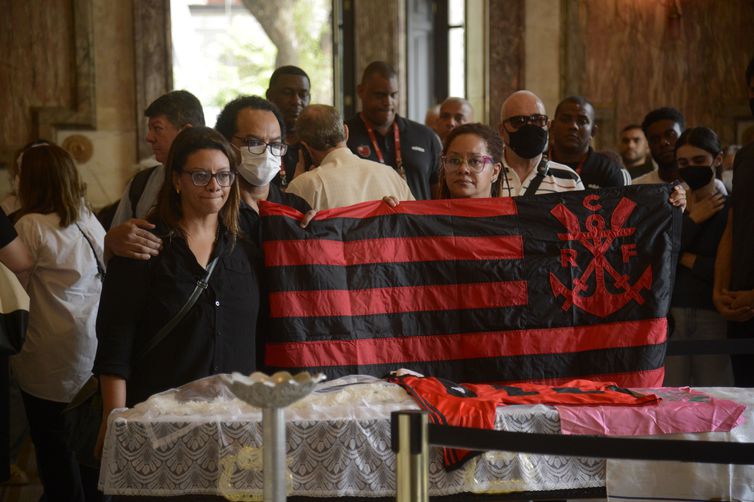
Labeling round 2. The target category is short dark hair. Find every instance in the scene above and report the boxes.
[360,61,398,84]
[675,126,722,157]
[144,90,205,128]
[440,122,504,198]
[158,126,241,239]
[296,105,345,151]
[621,124,643,134]
[214,96,286,141]
[746,56,754,85]
[268,65,310,90]
[554,96,593,118]
[641,107,685,134]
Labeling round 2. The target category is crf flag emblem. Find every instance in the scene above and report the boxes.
[549,194,652,318]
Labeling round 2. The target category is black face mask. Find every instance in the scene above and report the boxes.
[507,124,548,159]
[679,165,714,190]
[749,97,754,118]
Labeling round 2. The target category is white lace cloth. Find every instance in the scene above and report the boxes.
[99,375,604,498]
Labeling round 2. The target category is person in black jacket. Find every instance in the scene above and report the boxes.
[665,127,733,386]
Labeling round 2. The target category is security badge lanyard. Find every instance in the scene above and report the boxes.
[361,114,406,180]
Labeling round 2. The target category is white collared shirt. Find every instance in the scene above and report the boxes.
[286,147,415,210]
[11,209,105,402]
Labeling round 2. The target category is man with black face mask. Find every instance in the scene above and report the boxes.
[714,55,754,387]
[497,90,583,196]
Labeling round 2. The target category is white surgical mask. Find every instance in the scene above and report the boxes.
[238,148,281,186]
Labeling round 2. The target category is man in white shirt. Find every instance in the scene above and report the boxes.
[497,90,584,196]
[286,105,414,210]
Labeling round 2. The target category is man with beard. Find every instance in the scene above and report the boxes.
[497,90,583,196]
[620,124,655,179]
[714,56,754,387]
[346,61,440,200]
[549,96,628,189]
[266,66,311,186]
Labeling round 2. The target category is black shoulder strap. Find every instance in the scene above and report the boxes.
[523,157,549,197]
[136,255,220,362]
[76,223,105,280]
[129,166,159,218]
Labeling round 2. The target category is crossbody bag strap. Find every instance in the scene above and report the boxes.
[136,255,220,362]
[76,223,105,280]
[523,157,550,197]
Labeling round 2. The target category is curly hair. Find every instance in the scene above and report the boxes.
[439,123,504,198]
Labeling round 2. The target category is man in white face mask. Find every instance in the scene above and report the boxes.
[214,96,312,239]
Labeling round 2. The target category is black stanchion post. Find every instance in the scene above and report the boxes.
[391,410,428,502]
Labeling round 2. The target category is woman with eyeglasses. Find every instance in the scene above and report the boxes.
[93,127,260,457]
[663,126,733,387]
[386,123,503,205]
[436,123,503,198]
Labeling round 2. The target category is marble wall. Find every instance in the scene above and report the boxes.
[0,0,138,210]
[561,0,754,149]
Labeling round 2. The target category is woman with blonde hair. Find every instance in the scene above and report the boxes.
[11,142,105,501]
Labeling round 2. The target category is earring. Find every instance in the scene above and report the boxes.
[176,187,181,195]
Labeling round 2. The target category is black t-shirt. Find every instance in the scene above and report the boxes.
[562,148,626,189]
[627,158,655,180]
[0,209,16,248]
[731,143,754,291]
[673,200,729,310]
[345,114,440,200]
[93,224,260,407]
[239,183,311,243]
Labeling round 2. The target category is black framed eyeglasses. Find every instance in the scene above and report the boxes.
[502,114,549,130]
[233,136,288,156]
[183,170,236,187]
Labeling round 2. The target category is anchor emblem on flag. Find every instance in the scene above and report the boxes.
[549,194,652,318]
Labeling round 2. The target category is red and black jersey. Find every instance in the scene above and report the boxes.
[388,374,659,469]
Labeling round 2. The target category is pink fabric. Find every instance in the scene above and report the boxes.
[556,387,746,436]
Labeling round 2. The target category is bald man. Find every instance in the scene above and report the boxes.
[497,90,583,196]
[436,97,474,144]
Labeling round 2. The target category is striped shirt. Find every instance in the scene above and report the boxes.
[500,153,584,197]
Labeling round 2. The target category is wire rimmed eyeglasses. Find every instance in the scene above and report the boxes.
[182,170,236,187]
[441,155,494,174]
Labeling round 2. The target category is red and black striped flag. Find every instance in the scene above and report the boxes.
[260,184,680,387]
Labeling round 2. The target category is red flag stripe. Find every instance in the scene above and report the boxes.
[264,318,667,367]
[263,235,524,267]
[269,281,528,318]
[259,197,518,220]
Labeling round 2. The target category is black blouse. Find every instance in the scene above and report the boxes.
[93,224,261,407]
